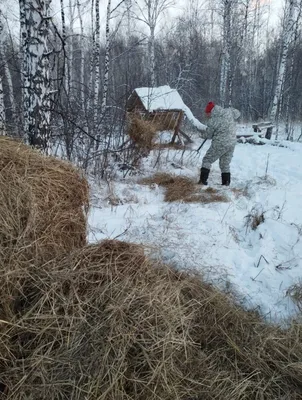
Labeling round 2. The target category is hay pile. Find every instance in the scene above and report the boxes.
[151,112,177,131]
[2,140,302,399]
[141,173,229,203]
[1,240,302,399]
[0,137,89,262]
[128,116,157,152]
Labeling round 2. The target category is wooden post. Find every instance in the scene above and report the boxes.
[265,127,273,140]
[171,111,184,144]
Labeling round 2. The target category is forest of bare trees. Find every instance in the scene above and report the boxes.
[0,0,301,168]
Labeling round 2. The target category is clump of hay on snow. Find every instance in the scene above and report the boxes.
[141,173,229,203]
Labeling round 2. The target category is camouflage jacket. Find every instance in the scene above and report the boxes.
[200,106,240,147]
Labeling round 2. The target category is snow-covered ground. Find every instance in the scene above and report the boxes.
[88,129,302,323]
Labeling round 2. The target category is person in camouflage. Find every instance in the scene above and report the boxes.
[198,102,240,186]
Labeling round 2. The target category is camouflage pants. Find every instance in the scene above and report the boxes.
[202,143,235,173]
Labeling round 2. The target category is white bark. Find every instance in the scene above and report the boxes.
[19,0,52,151]
[0,10,16,131]
[68,0,75,94]
[87,0,95,111]
[133,0,175,87]
[93,0,100,131]
[96,0,111,148]
[285,2,301,139]
[270,0,295,127]
[148,25,156,86]
[0,75,5,133]
[219,0,232,107]
[101,0,111,115]
[76,0,85,105]
[60,0,68,92]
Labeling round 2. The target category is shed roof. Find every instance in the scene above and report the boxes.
[130,85,207,131]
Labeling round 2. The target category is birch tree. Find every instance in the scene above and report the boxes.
[19,0,52,151]
[60,0,68,92]
[87,0,95,110]
[99,0,126,130]
[270,0,296,130]
[100,0,112,123]
[68,0,76,93]
[0,76,5,133]
[0,12,6,133]
[132,0,175,87]
[76,0,85,105]
[285,1,301,139]
[93,0,100,134]
[96,0,127,147]
[0,9,16,133]
[219,0,232,107]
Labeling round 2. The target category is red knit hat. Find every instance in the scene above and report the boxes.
[205,101,215,114]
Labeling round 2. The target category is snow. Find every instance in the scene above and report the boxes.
[135,85,207,131]
[88,131,302,323]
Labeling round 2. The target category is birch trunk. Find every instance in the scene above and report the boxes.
[285,3,301,139]
[87,0,95,112]
[270,0,295,132]
[219,0,231,107]
[60,0,68,92]
[101,0,111,118]
[147,0,156,87]
[0,76,5,133]
[68,0,75,95]
[148,25,156,87]
[19,0,52,152]
[93,0,101,134]
[77,0,85,105]
[0,11,16,133]
[96,0,112,149]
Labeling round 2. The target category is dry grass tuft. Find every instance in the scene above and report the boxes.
[1,240,302,399]
[287,282,302,312]
[245,206,265,231]
[231,186,250,198]
[128,116,158,152]
[141,173,229,203]
[0,136,89,262]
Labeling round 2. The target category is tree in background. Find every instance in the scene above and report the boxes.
[19,0,52,151]
[270,0,296,135]
[0,8,17,134]
[0,0,299,168]
[131,0,175,87]
[0,76,4,132]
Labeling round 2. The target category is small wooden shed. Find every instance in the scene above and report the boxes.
[127,86,206,144]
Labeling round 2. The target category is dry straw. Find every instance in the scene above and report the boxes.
[141,173,229,203]
[0,137,89,262]
[1,240,302,399]
[128,115,158,152]
[1,140,302,399]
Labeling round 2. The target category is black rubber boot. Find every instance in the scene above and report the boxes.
[221,172,231,186]
[198,168,210,185]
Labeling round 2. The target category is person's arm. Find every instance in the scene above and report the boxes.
[199,125,214,140]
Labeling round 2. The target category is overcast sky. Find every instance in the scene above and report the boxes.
[1,0,284,39]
